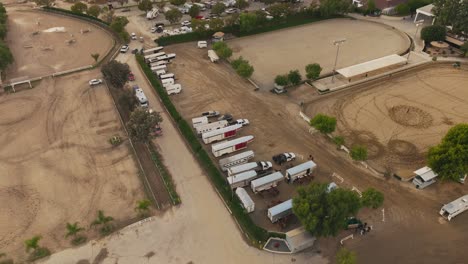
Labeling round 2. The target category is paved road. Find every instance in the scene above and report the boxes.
[41,48,328,264]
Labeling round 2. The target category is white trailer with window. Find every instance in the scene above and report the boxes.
[202,124,242,144]
[212,136,254,157]
[412,166,438,189]
[251,171,284,193]
[285,161,317,183]
[236,187,255,213]
[227,161,272,177]
[219,150,255,171]
[440,195,468,221]
[192,116,209,128]
[143,46,164,55]
[227,170,258,189]
[196,120,229,135]
[145,52,165,62]
[268,199,293,223]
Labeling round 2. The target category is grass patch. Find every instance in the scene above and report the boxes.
[148,142,181,205]
[136,55,285,244]
[28,247,51,262]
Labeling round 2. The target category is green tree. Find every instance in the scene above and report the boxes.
[408,0,432,13]
[71,2,88,14]
[0,12,6,24]
[0,3,6,13]
[395,3,410,15]
[189,4,200,18]
[293,183,361,237]
[287,70,302,85]
[102,9,115,24]
[91,210,114,235]
[367,0,376,12]
[110,16,129,33]
[209,18,224,31]
[0,42,14,71]
[420,25,446,43]
[305,63,322,80]
[119,88,138,111]
[274,74,289,86]
[319,0,351,18]
[267,3,290,18]
[337,247,357,264]
[101,60,130,88]
[24,235,50,261]
[0,24,7,40]
[236,0,249,9]
[310,113,336,134]
[138,0,153,12]
[65,222,84,238]
[191,18,208,33]
[135,199,152,216]
[428,124,468,181]
[433,0,460,29]
[170,0,186,6]
[350,145,368,161]
[212,41,227,51]
[231,56,247,69]
[87,5,101,18]
[165,8,183,24]
[236,61,254,78]
[212,2,226,16]
[361,188,384,209]
[216,46,233,59]
[127,107,163,142]
[33,0,55,7]
[239,13,257,32]
[333,135,345,147]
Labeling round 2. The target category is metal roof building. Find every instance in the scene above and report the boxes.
[336,54,407,81]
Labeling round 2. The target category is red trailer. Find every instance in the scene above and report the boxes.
[211,136,254,157]
[202,124,242,144]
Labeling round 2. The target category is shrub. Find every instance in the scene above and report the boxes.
[287,70,302,85]
[109,135,122,146]
[231,56,248,70]
[70,2,87,14]
[305,63,322,80]
[310,113,336,134]
[420,25,446,43]
[350,145,368,161]
[333,136,345,146]
[361,188,384,209]
[71,236,87,246]
[274,74,289,86]
[394,3,410,15]
[236,61,254,78]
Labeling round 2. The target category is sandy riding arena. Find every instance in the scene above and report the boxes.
[4,10,113,80]
[0,71,143,261]
[228,18,410,88]
[305,64,468,176]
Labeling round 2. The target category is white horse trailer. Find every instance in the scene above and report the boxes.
[235,187,255,213]
[219,151,255,172]
[250,171,284,193]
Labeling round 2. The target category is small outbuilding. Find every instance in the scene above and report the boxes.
[212,32,225,42]
[285,227,316,253]
[336,54,407,82]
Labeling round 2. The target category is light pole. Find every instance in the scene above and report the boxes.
[407,20,424,63]
[331,38,346,83]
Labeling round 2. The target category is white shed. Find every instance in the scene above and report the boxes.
[235,187,255,213]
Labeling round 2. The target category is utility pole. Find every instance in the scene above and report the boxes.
[331,38,346,83]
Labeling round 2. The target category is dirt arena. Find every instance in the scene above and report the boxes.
[0,70,143,261]
[228,18,410,88]
[4,9,114,80]
[304,64,468,176]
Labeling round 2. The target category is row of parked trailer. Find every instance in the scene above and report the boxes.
[143,46,182,95]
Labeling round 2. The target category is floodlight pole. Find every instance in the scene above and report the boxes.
[331,39,346,83]
[407,20,424,64]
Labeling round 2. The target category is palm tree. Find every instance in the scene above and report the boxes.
[65,222,84,238]
[91,210,114,227]
[135,199,151,216]
[24,235,41,252]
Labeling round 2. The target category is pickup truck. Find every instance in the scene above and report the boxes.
[272,152,296,165]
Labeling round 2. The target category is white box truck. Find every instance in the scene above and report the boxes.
[196,120,229,135]
[202,124,242,144]
[268,199,293,223]
[440,195,468,221]
[192,116,209,128]
[134,88,149,108]
[227,170,258,189]
[412,166,438,189]
[251,171,284,194]
[212,136,254,157]
[219,150,255,172]
[227,161,272,177]
[143,46,164,55]
[208,50,219,62]
[236,187,255,213]
[285,161,317,183]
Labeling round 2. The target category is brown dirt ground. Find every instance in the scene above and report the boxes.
[227,18,410,89]
[0,70,144,261]
[303,64,468,178]
[4,9,114,80]
[164,43,468,263]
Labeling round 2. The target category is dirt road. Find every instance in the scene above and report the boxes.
[41,49,327,264]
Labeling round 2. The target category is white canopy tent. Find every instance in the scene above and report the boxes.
[414,4,435,24]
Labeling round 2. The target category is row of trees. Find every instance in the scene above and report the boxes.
[274,63,322,87]
[0,3,14,72]
[293,183,384,237]
[212,42,255,79]
[70,1,102,18]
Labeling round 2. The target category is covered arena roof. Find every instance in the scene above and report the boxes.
[336,54,407,79]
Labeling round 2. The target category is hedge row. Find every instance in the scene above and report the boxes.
[136,54,284,244]
[43,6,109,25]
[148,142,181,205]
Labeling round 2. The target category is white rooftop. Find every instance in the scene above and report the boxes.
[337,54,407,78]
[417,4,435,17]
[442,195,468,214]
[414,166,438,182]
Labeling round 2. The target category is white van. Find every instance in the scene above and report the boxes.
[161,78,175,87]
[160,73,175,80]
[166,84,182,95]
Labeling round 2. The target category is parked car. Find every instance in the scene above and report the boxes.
[131,33,137,40]
[89,79,103,86]
[120,45,129,53]
[218,114,233,122]
[128,72,135,81]
[225,8,238,14]
[272,152,296,165]
[201,110,220,117]
[198,41,208,48]
[232,119,249,126]
[270,87,287,94]
[181,20,191,26]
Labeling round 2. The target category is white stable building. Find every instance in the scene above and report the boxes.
[336,54,407,82]
[414,4,435,24]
